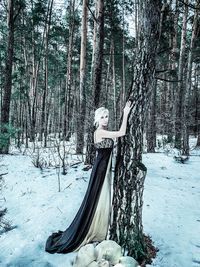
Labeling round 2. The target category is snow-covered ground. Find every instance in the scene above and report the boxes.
[143,152,200,267]
[0,139,200,267]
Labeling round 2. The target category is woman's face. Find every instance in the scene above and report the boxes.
[98,112,109,128]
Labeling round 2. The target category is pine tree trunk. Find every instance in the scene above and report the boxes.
[182,0,199,155]
[134,0,139,47]
[39,0,54,146]
[105,43,112,106]
[110,0,160,262]
[85,0,104,164]
[28,9,47,143]
[165,1,179,143]
[44,0,54,147]
[111,39,117,130]
[174,0,188,149]
[76,0,88,154]
[63,0,75,141]
[160,78,167,136]
[93,0,104,108]
[122,5,126,111]
[196,64,200,146]
[146,80,157,152]
[0,0,15,154]
[170,0,179,142]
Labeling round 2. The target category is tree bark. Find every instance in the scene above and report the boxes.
[76,0,88,154]
[63,0,75,141]
[93,0,104,108]
[85,0,104,165]
[174,0,188,149]
[110,0,160,262]
[111,38,117,130]
[194,64,200,145]
[0,0,15,154]
[170,0,179,142]
[39,0,54,147]
[182,0,200,155]
[146,80,157,152]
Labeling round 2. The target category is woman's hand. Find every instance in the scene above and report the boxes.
[123,100,133,115]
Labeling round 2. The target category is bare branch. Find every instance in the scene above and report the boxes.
[13,4,23,22]
[86,3,97,23]
[178,0,200,10]
[155,76,181,82]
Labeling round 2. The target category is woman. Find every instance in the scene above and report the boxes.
[45,100,132,254]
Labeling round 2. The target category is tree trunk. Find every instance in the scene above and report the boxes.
[76,0,88,154]
[105,43,112,106]
[182,0,199,155]
[93,0,104,108]
[134,0,139,48]
[111,39,117,130]
[122,3,125,110]
[159,78,167,136]
[170,0,179,142]
[174,0,188,149]
[39,0,54,146]
[63,0,75,140]
[146,80,157,152]
[28,1,49,142]
[165,0,179,143]
[0,0,15,154]
[85,0,104,165]
[196,71,200,146]
[110,0,160,262]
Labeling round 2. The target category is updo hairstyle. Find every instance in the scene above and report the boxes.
[93,107,109,128]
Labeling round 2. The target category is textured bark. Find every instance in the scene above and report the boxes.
[63,0,75,141]
[160,78,167,135]
[39,0,54,147]
[165,0,179,143]
[194,64,200,142]
[93,0,104,108]
[0,0,15,154]
[122,5,125,111]
[111,39,117,129]
[182,0,200,155]
[105,43,112,106]
[76,0,88,154]
[146,81,157,152]
[134,0,139,48]
[174,0,188,149]
[110,0,160,261]
[85,0,104,164]
[28,1,50,142]
[29,29,40,142]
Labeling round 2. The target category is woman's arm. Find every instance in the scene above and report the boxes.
[96,101,133,139]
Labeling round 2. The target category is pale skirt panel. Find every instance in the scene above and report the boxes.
[75,152,112,251]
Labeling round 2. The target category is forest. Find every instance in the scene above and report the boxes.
[0,0,200,266]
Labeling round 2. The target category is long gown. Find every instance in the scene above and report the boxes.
[45,138,114,254]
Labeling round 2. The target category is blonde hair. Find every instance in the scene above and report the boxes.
[94,107,109,128]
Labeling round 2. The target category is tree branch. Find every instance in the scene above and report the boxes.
[155,76,181,82]
[13,4,23,22]
[86,3,97,23]
[155,69,170,73]
[178,0,200,10]
[157,46,172,55]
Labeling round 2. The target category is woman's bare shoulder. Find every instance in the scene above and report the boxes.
[95,129,122,139]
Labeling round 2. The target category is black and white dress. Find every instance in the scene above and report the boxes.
[45,138,114,253]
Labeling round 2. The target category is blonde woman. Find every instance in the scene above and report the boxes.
[45,101,132,253]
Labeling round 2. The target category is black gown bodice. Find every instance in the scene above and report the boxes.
[94,138,114,149]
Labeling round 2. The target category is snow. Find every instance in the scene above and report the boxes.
[143,152,200,267]
[0,138,200,267]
